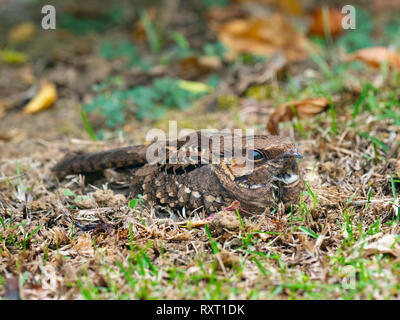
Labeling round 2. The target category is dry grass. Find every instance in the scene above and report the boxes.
[1,1,400,300]
[1,89,400,299]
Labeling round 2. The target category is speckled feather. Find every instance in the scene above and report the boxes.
[53,131,304,214]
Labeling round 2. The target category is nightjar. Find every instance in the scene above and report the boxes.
[53,131,303,214]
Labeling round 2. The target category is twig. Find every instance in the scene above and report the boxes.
[70,138,106,145]
[0,174,26,182]
[351,198,394,206]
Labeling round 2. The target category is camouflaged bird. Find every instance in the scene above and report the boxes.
[52,131,303,214]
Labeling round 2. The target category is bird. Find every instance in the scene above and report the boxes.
[52,131,303,215]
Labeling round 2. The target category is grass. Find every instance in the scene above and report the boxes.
[22,225,42,251]
[140,9,162,55]
[305,42,334,79]
[1,1,400,301]
[36,213,400,300]
[80,110,97,142]
[205,224,219,254]
[235,208,244,230]
[329,97,337,135]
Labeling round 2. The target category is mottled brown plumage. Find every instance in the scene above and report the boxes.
[53,131,304,214]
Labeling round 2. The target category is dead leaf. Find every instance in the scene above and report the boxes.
[187,220,208,228]
[8,22,36,42]
[278,0,304,15]
[308,7,344,37]
[0,131,13,141]
[223,200,242,213]
[178,55,221,80]
[267,97,330,135]
[363,235,400,257]
[23,81,57,114]
[207,4,247,29]
[214,14,309,62]
[347,47,400,70]
[198,55,222,70]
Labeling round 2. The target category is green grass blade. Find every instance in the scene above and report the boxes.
[205,224,219,254]
[299,226,318,239]
[235,208,244,230]
[80,109,97,142]
[352,83,372,124]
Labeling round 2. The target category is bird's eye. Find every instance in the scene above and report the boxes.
[248,150,264,161]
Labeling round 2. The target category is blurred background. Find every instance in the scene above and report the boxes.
[0,0,399,143]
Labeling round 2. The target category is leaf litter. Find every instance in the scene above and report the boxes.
[0,0,400,300]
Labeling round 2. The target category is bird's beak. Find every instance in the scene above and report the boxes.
[282,149,303,159]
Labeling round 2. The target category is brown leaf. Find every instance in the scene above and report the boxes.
[207,4,247,28]
[279,0,303,15]
[223,200,242,212]
[214,14,309,62]
[178,55,221,80]
[347,47,400,70]
[0,131,13,141]
[363,235,400,257]
[308,7,345,37]
[186,220,208,228]
[267,97,330,135]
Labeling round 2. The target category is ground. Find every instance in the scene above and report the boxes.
[0,0,400,299]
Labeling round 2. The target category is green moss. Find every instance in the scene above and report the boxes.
[217,95,240,110]
[245,85,276,101]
